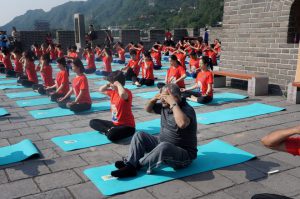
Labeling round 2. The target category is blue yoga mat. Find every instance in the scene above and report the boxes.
[51,131,110,152]
[0,85,24,90]
[29,101,111,119]
[16,98,54,107]
[197,103,285,125]
[94,81,107,86]
[154,72,167,76]
[0,80,16,85]
[136,118,161,135]
[124,84,157,90]
[6,91,40,99]
[90,92,106,99]
[84,139,255,196]
[0,139,40,166]
[0,108,9,117]
[135,91,159,99]
[86,74,102,79]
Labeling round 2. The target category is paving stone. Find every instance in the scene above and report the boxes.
[269,152,300,167]
[0,179,40,199]
[68,182,105,199]
[0,138,10,147]
[6,160,50,181]
[34,170,82,191]
[26,119,54,127]
[146,179,203,199]
[0,170,8,184]
[110,189,156,199]
[34,139,57,150]
[184,171,235,194]
[73,162,108,182]
[287,167,300,178]
[39,148,60,160]
[46,122,75,131]
[8,134,42,144]
[0,130,21,139]
[38,130,69,140]
[197,191,237,199]
[79,150,121,165]
[45,155,88,172]
[21,188,73,199]
[0,122,28,131]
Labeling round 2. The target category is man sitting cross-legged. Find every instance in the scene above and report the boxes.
[111,83,198,178]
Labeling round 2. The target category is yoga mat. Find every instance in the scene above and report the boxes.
[94,81,107,86]
[0,85,24,90]
[124,84,157,90]
[86,74,102,79]
[29,101,111,119]
[84,139,255,196]
[6,91,40,99]
[135,91,159,99]
[136,118,161,135]
[0,108,9,117]
[197,103,285,125]
[16,97,54,107]
[0,80,16,85]
[90,92,106,99]
[154,72,167,76]
[51,131,110,152]
[0,139,40,166]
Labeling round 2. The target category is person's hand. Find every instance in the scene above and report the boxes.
[113,81,121,87]
[161,89,177,106]
[67,101,76,106]
[151,93,161,102]
[58,97,65,102]
[180,88,186,92]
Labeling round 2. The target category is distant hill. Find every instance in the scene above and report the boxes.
[1,0,224,31]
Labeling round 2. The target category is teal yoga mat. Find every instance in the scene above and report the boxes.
[124,84,157,90]
[86,74,102,79]
[16,97,54,107]
[6,91,40,99]
[0,108,9,116]
[0,139,40,166]
[154,72,166,76]
[135,91,159,99]
[84,139,255,196]
[0,85,24,90]
[0,80,17,85]
[29,101,111,119]
[197,103,285,125]
[136,118,161,135]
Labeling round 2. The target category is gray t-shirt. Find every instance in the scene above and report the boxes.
[153,100,198,159]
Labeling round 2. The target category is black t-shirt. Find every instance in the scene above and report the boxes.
[153,100,198,159]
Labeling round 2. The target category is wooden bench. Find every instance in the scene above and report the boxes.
[287,82,300,104]
[213,71,269,96]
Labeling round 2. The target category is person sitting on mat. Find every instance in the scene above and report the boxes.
[89,70,136,141]
[111,83,197,178]
[121,50,141,87]
[0,48,16,77]
[187,51,200,78]
[113,42,126,64]
[83,46,96,74]
[11,48,23,77]
[181,56,213,104]
[46,57,70,102]
[173,46,187,70]
[261,124,300,156]
[151,44,162,70]
[157,55,186,89]
[138,52,155,86]
[32,54,55,95]
[17,50,39,87]
[95,47,112,76]
[58,58,92,112]
[56,44,64,59]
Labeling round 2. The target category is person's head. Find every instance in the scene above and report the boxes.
[89,24,94,31]
[49,44,55,50]
[41,43,48,49]
[56,57,67,70]
[95,44,101,49]
[24,50,35,62]
[1,48,10,56]
[107,70,125,87]
[56,44,62,50]
[143,51,152,61]
[72,58,85,74]
[71,45,77,52]
[204,42,209,47]
[40,53,50,66]
[33,43,39,48]
[138,42,144,47]
[179,46,185,51]
[198,36,203,44]
[200,56,210,71]
[190,51,197,59]
[85,45,92,52]
[155,41,161,45]
[210,44,215,49]
[12,48,22,57]
[104,47,112,57]
[160,84,182,107]
[169,54,181,67]
[129,49,137,60]
[153,45,159,50]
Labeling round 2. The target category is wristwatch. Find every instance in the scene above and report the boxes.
[170,103,177,110]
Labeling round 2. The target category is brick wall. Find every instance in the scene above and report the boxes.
[221,0,299,94]
[120,30,140,46]
[56,31,75,52]
[19,31,49,50]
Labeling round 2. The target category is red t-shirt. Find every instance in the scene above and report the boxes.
[41,65,55,87]
[214,44,221,54]
[72,75,92,104]
[85,53,96,69]
[95,48,102,57]
[106,89,135,127]
[118,48,125,61]
[136,49,143,60]
[141,60,154,80]
[69,52,78,59]
[56,70,69,95]
[207,50,217,65]
[26,61,38,83]
[189,58,200,71]
[0,54,3,62]
[128,59,140,76]
[34,48,42,58]
[57,50,64,58]
[14,58,23,74]
[166,66,186,88]
[102,56,112,72]
[151,51,162,66]
[50,49,57,60]
[3,56,13,70]
[195,71,213,97]
[285,137,300,156]
[165,32,172,39]
[174,53,186,69]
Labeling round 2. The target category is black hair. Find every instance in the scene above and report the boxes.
[190,51,197,57]
[210,44,215,48]
[138,42,144,46]
[107,70,125,86]
[204,42,209,46]
[72,58,85,73]
[56,44,62,49]
[201,56,211,67]
[105,47,112,57]
[41,53,50,65]
[33,43,39,48]
[153,45,159,50]
[170,55,181,66]
[143,51,152,60]
[24,50,35,62]
[155,41,161,44]
[56,57,67,67]
[1,48,10,56]
[71,45,77,51]
[129,49,137,56]
[13,48,22,55]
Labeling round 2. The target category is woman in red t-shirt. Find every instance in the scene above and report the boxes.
[139,52,155,86]
[17,50,38,87]
[46,57,70,102]
[181,56,213,104]
[55,44,64,59]
[121,49,140,86]
[188,51,200,78]
[58,58,92,113]
[11,48,23,77]
[90,70,135,141]
[83,46,96,74]
[113,42,126,64]
[151,45,162,70]
[0,48,16,77]
[95,48,112,76]
[32,54,55,95]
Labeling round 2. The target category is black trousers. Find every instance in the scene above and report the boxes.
[0,65,16,77]
[32,84,48,95]
[125,68,138,83]
[182,90,213,104]
[17,76,36,87]
[50,92,66,102]
[89,119,135,142]
[84,68,96,74]
[58,100,91,113]
[139,78,154,86]
[251,194,292,199]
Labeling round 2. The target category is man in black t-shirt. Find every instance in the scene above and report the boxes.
[111,83,198,178]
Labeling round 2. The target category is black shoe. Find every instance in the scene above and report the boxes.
[111,165,137,178]
[115,161,126,169]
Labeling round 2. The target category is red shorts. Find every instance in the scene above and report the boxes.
[285,137,300,156]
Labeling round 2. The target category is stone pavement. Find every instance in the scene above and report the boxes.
[0,70,300,199]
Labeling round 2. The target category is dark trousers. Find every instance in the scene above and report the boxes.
[32,84,48,95]
[182,90,213,104]
[125,68,138,82]
[17,76,36,87]
[154,65,162,70]
[84,68,96,74]
[139,78,154,86]
[50,92,65,102]
[95,70,111,77]
[58,100,91,113]
[0,65,16,77]
[89,119,135,142]
[251,194,293,199]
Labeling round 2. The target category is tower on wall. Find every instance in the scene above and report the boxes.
[74,13,85,56]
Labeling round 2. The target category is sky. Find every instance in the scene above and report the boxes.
[0,0,86,26]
